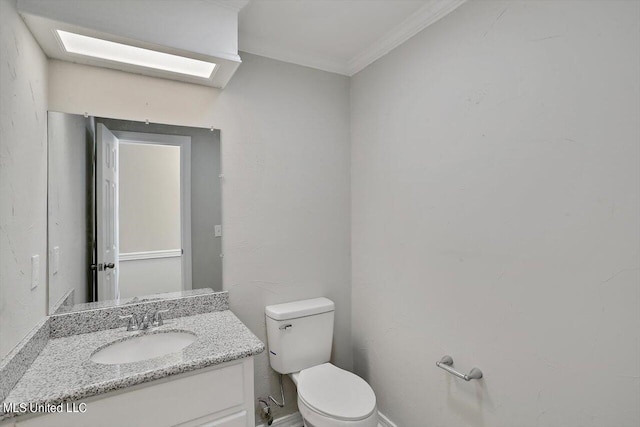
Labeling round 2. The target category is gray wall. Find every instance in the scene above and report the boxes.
[212,54,352,421]
[190,128,222,291]
[98,118,223,291]
[351,1,640,426]
[47,111,93,312]
[0,0,48,360]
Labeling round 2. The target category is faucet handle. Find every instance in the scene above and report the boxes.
[139,312,152,330]
[152,309,170,326]
[119,314,138,331]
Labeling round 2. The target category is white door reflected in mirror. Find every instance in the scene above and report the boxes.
[96,123,120,301]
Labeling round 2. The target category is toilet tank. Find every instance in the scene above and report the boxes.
[265,297,335,374]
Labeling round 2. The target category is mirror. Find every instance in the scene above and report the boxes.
[47,112,222,314]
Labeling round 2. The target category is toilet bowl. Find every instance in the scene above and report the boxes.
[265,298,378,427]
[290,363,377,427]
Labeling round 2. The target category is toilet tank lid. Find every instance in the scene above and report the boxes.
[265,297,335,320]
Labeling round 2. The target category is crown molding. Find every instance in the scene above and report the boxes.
[239,32,350,76]
[347,0,466,75]
[206,0,251,13]
[239,0,465,76]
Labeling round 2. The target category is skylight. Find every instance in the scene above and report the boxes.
[56,30,216,79]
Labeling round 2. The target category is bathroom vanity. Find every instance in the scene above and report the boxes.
[7,359,254,427]
[0,293,264,427]
[0,114,254,426]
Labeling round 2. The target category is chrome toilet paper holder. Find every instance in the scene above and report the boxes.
[436,355,483,381]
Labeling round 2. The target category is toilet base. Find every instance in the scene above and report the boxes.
[298,397,378,427]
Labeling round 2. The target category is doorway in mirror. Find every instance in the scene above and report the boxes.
[47,113,222,314]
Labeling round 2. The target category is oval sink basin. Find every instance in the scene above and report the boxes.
[91,331,197,365]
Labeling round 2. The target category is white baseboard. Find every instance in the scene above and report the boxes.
[378,410,398,427]
[257,410,397,427]
[257,411,304,427]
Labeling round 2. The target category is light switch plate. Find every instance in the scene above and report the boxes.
[31,255,39,290]
[214,225,222,237]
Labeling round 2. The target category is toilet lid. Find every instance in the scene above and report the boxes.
[297,363,376,421]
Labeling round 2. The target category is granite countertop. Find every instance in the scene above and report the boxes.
[1,310,264,420]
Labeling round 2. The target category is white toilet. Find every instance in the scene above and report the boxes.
[265,298,378,427]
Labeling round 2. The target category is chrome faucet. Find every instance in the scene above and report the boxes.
[119,309,170,331]
[139,312,152,330]
[119,314,139,331]
[152,309,169,326]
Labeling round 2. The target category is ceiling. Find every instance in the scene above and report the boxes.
[239,0,466,76]
[18,0,465,86]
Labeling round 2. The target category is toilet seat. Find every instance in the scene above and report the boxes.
[297,363,376,421]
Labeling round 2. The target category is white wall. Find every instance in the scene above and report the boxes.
[49,53,352,422]
[0,0,48,360]
[118,257,182,299]
[351,1,640,426]
[117,142,182,298]
[119,142,181,253]
[48,60,220,128]
[47,111,91,311]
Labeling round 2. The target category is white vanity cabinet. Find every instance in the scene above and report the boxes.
[4,357,256,427]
